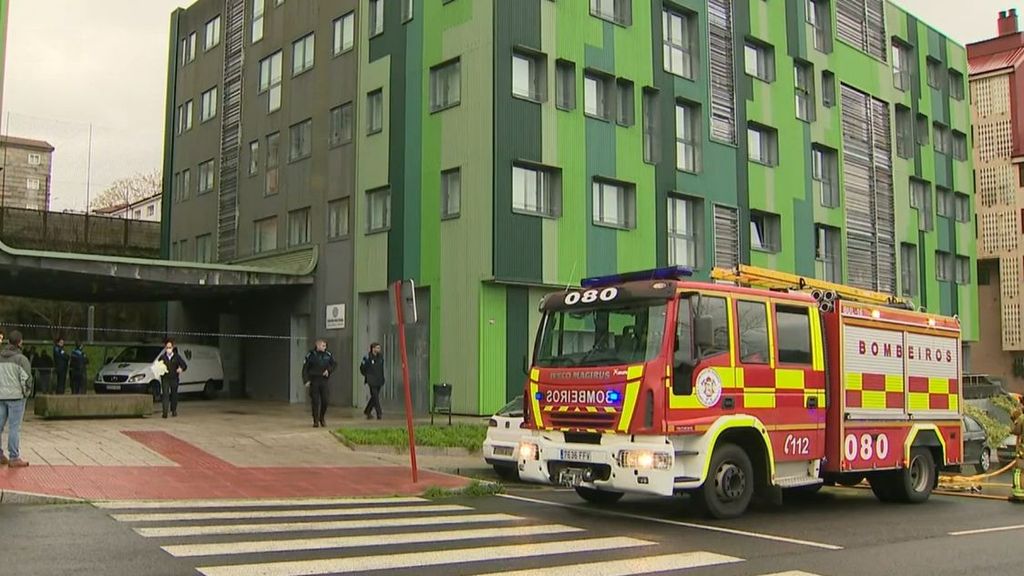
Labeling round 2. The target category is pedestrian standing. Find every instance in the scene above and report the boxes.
[1011,407,1024,503]
[0,330,33,468]
[70,343,88,395]
[302,339,337,428]
[158,338,188,419]
[52,337,68,395]
[360,342,385,420]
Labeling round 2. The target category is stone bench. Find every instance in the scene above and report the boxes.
[33,394,152,419]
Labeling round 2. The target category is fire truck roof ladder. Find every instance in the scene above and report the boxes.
[710,265,915,310]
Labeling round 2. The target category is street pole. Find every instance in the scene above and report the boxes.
[393,280,418,483]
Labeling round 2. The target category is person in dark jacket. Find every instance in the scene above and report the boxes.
[360,342,385,420]
[52,337,68,395]
[157,338,188,418]
[35,351,53,394]
[69,343,88,395]
[302,339,337,428]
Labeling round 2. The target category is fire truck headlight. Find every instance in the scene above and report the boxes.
[618,450,672,470]
[518,442,539,461]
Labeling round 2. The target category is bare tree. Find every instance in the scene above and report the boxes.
[90,170,162,212]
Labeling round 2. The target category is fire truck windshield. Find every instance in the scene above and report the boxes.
[534,300,668,368]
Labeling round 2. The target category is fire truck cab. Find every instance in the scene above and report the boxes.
[517,265,963,519]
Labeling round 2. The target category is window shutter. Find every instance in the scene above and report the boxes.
[713,205,739,269]
[707,0,736,144]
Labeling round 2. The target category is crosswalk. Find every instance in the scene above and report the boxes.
[96,496,828,576]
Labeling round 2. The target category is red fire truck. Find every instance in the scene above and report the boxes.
[517,265,963,518]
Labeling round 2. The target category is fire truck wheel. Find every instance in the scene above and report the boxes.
[574,486,624,505]
[895,448,936,503]
[835,474,865,487]
[700,443,754,519]
[868,473,898,502]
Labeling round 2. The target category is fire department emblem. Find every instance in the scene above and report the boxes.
[695,368,723,408]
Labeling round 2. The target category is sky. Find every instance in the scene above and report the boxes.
[1,0,1019,212]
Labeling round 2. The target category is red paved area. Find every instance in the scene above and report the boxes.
[0,431,468,501]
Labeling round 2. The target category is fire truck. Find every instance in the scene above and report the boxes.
[517,265,963,519]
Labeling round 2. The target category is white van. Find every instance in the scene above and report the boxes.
[94,344,224,400]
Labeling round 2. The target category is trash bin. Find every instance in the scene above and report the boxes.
[432,383,452,425]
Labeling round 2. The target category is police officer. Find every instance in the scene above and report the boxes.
[1011,407,1024,503]
[52,337,68,395]
[360,343,385,420]
[303,339,337,428]
[69,343,87,395]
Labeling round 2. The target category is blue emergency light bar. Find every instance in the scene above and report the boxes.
[581,266,694,288]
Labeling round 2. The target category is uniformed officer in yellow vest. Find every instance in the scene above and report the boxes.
[1011,407,1024,503]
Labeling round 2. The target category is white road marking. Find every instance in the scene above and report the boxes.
[135,513,523,538]
[470,551,744,576]
[949,524,1024,536]
[112,504,466,523]
[498,494,843,551]
[163,524,584,557]
[196,537,655,576]
[755,572,825,576]
[94,497,424,510]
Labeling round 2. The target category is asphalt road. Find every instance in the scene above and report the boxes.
[0,486,1020,576]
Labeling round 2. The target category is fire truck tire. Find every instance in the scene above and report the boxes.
[893,447,936,503]
[574,486,624,505]
[868,473,898,502]
[835,474,865,487]
[699,443,754,519]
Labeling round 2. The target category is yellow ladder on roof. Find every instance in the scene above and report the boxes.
[710,264,913,308]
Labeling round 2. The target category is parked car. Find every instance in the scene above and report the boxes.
[962,414,992,474]
[483,396,524,480]
[94,344,224,400]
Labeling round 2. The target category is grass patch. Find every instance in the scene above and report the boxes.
[335,423,488,452]
[423,480,504,499]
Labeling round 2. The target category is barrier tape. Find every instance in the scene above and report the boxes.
[0,321,303,341]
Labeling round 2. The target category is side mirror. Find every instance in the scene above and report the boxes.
[695,315,714,350]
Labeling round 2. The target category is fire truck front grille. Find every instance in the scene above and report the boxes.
[548,411,616,431]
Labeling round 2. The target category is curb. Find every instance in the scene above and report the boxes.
[0,489,88,505]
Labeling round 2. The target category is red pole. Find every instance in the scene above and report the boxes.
[393,281,419,483]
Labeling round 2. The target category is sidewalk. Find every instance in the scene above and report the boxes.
[0,399,474,501]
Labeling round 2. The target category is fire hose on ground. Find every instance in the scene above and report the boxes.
[936,459,1018,493]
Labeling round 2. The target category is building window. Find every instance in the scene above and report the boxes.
[668,195,699,267]
[836,0,886,60]
[328,198,350,239]
[910,178,932,231]
[198,159,215,194]
[815,224,841,283]
[179,238,190,261]
[334,12,355,55]
[713,204,740,268]
[512,51,545,102]
[806,0,831,52]
[744,40,774,82]
[949,69,965,100]
[512,164,560,218]
[367,188,391,233]
[289,119,312,161]
[892,39,911,91]
[662,8,693,79]
[592,179,636,229]
[955,255,971,284]
[200,86,218,123]
[795,61,815,121]
[367,89,383,134]
[708,0,736,144]
[812,144,839,207]
[330,103,353,147]
[369,0,384,37]
[259,51,283,113]
[747,123,778,166]
[915,113,929,145]
[402,0,414,22]
[642,88,660,164]
[616,79,635,126]
[927,57,944,89]
[133,209,142,219]
[821,70,836,107]
[252,0,265,43]
[750,211,781,252]
[288,208,311,246]
[555,60,576,111]
[182,169,191,201]
[676,101,699,173]
[429,59,461,112]
[27,153,40,166]
[248,140,259,175]
[895,105,913,159]
[901,243,917,296]
[266,132,280,196]
[181,32,197,66]
[936,186,952,218]
[254,217,278,253]
[177,100,193,134]
[952,131,967,161]
[204,16,221,51]
[292,33,315,76]
[933,122,951,154]
[26,178,40,191]
[147,205,155,217]
[584,71,613,120]
[196,234,213,263]
[954,192,970,223]
[441,168,461,219]
[590,0,631,26]
[935,251,953,282]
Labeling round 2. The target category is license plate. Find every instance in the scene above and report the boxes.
[558,468,586,487]
[561,449,592,462]
[494,446,514,457]
[107,385,121,391]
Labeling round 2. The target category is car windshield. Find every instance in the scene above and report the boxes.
[112,346,164,364]
[534,300,668,368]
[497,397,523,417]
